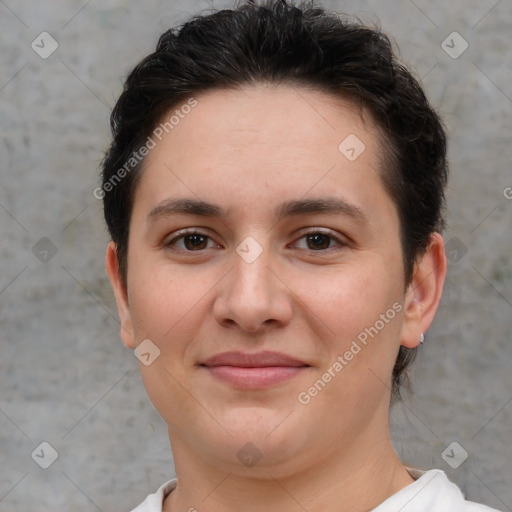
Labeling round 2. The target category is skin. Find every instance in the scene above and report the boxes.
[106,84,447,512]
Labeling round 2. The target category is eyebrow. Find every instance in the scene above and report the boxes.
[147,197,368,224]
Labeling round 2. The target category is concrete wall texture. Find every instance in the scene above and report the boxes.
[1,0,511,510]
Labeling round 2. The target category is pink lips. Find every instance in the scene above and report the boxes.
[200,351,309,389]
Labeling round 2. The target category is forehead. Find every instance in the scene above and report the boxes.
[154,84,380,162]
[132,84,396,225]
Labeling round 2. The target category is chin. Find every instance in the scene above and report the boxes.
[208,407,313,465]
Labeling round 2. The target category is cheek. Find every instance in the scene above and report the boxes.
[127,260,208,349]
[292,258,405,395]
[294,265,404,427]
[128,265,214,427]
[294,259,398,340]
[139,362,202,431]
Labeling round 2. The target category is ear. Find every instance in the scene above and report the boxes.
[105,241,137,349]
[400,232,447,348]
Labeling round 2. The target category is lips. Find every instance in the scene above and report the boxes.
[201,351,308,368]
[200,351,310,389]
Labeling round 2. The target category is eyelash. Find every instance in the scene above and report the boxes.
[164,228,348,253]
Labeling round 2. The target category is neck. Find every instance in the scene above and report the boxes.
[163,425,414,512]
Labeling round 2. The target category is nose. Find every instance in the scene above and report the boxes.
[212,239,293,333]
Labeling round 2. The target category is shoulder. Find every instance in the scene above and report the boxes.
[372,469,502,512]
[130,472,501,512]
[129,479,177,512]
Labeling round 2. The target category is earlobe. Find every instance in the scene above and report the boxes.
[400,233,447,349]
[105,241,137,349]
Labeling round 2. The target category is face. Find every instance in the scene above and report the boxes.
[107,84,442,478]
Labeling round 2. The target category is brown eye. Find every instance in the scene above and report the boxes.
[292,230,347,252]
[306,233,332,250]
[166,230,218,252]
[183,234,208,250]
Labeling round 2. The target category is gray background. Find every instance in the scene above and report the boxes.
[1,0,511,510]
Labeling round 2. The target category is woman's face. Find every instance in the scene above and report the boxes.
[107,85,438,476]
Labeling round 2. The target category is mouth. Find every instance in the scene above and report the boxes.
[199,351,310,389]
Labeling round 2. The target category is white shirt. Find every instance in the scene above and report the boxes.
[130,468,501,512]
